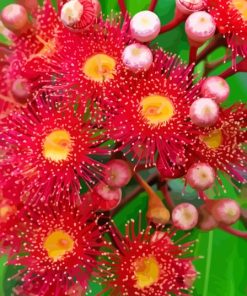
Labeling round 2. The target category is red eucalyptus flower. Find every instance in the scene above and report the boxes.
[0,95,107,205]
[189,103,247,183]
[99,223,196,295]
[207,0,247,63]
[107,50,201,168]
[7,200,103,296]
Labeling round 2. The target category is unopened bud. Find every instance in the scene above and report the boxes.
[190,98,219,127]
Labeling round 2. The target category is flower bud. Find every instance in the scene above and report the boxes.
[176,0,205,15]
[185,11,216,46]
[186,162,215,191]
[190,98,219,127]
[11,78,30,104]
[198,204,218,231]
[130,11,161,42]
[104,159,132,188]
[17,0,38,13]
[61,0,95,31]
[94,182,122,211]
[201,76,230,104]
[211,198,241,225]
[172,203,199,230]
[1,4,28,33]
[122,43,153,72]
[91,0,101,16]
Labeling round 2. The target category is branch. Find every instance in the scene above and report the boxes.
[149,0,158,11]
[159,14,185,35]
[196,35,225,64]
[118,0,127,17]
[111,172,159,216]
[219,224,247,239]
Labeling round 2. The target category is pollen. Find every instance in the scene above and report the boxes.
[134,255,160,289]
[43,230,74,261]
[83,53,116,82]
[232,0,247,21]
[43,129,72,162]
[140,95,175,125]
[200,129,223,149]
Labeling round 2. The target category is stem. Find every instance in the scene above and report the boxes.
[111,173,159,216]
[159,14,185,35]
[149,0,158,11]
[189,46,198,65]
[159,183,174,210]
[118,0,127,17]
[219,67,237,79]
[197,35,225,64]
[219,224,247,239]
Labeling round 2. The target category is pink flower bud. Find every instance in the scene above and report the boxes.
[130,11,161,42]
[198,204,218,231]
[185,11,216,46]
[176,0,205,15]
[186,162,215,191]
[60,0,95,31]
[122,44,153,73]
[11,78,30,104]
[1,4,28,33]
[201,76,230,104]
[16,0,38,13]
[172,203,199,230]
[94,182,122,211]
[211,198,241,225]
[104,159,132,188]
[190,98,219,127]
[91,0,101,16]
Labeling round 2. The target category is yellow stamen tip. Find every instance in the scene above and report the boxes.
[83,53,116,82]
[43,230,74,261]
[43,129,72,162]
[140,95,174,125]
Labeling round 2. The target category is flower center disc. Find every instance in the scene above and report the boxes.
[83,53,116,82]
[0,203,16,222]
[43,230,74,261]
[200,129,223,149]
[43,129,72,162]
[141,95,174,125]
[232,0,247,21]
[134,256,160,289]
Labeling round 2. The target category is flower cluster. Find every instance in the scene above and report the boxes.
[0,0,246,295]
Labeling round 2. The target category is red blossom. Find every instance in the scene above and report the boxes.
[99,223,196,295]
[106,50,201,168]
[0,94,108,205]
[7,200,103,296]
[207,0,247,63]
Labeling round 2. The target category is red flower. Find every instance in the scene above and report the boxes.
[99,224,196,295]
[189,104,247,183]
[0,0,66,107]
[107,51,201,168]
[40,18,133,108]
[207,0,247,63]
[8,200,103,296]
[0,95,107,205]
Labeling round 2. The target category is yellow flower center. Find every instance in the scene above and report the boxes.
[134,256,160,289]
[43,230,74,261]
[0,204,16,220]
[232,0,247,21]
[200,129,223,149]
[83,53,116,82]
[43,129,72,162]
[140,95,174,125]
